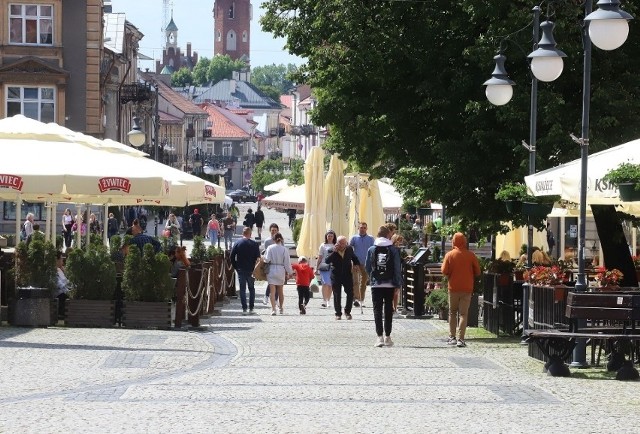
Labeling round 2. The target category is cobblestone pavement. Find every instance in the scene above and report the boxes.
[1,281,639,433]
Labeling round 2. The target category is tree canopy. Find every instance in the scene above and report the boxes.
[261,0,640,235]
[179,55,247,86]
[251,63,298,95]
[171,67,193,87]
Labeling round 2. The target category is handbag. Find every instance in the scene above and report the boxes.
[253,257,268,281]
[318,263,330,271]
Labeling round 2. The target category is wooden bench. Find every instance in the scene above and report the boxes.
[525,291,640,380]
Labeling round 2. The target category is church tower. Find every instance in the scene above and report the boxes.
[213,0,252,64]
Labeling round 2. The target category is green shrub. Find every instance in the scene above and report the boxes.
[602,162,640,186]
[122,244,173,302]
[14,232,57,294]
[292,217,303,244]
[426,287,448,311]
[190,235,207,263]
[65,245,117,300]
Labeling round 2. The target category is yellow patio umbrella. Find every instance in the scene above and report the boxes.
[297,146,326,258]
[324,154,348,237]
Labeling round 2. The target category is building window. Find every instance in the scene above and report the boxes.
[3,201,43,221]
[9,4,53,45]
[217,30,221,42]
[242,31,247,42]
[222,142,232,156]
[228,2,234,19]
[6,85,55,122]
[226,30,236,51]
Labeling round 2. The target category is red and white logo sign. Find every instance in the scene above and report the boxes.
[98,177,131,193]
[0,174,24,191]
[205,185,217,197]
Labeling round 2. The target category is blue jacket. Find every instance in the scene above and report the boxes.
[230,237,260,273]
[365,238,402,288]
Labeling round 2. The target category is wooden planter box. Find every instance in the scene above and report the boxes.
[122,301,172,329]
[65,299,115,328]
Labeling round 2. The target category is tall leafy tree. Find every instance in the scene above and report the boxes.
[192,57,211,86]
[171,67,193,87]
[261,0,640,235]
[207,55,247,83]
[251,63,298,94]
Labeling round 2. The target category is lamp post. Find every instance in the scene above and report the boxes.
[484,0,632,360]
[127,116,146,148]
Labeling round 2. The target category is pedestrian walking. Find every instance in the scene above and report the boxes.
[230,227,261,314]
[441,232,481,348]
[107,212,119,240]
[243,208,255,236]
[316,230,336,308]
[62,208,73,248]
[292,256,314,314]
[262,223,280,304]
[207,214,220,246]
[254,205,265,239]
[263,232,292,316]
[325,235,359,320]
[349,221,374,307]
[366,226,402,347]
[222,212,235,250]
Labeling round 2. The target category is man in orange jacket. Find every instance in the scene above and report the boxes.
[441,232,481,348]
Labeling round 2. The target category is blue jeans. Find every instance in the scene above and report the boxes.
[208,229,219,246]
[224,230,234,249]
[237,270,255,311]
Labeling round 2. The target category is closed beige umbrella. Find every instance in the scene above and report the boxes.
[347,174,385,236]
[297,146,326,258]
[324,154,348,237]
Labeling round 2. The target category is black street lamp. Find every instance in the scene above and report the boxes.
[484,0,632,363]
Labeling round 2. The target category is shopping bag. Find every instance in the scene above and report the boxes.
[253,257,268,281]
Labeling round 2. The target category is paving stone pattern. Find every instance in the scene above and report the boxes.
[1,208,639,432]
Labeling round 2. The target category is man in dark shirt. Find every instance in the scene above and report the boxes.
[189,208,203,238]
[230,227,261,313]
[129,222,161,253]
[326,235,360,320]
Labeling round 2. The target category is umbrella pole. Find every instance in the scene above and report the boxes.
[44,201,52,243]
[85,204,91,251]
[15,196,21,291]
[103,204,109,247]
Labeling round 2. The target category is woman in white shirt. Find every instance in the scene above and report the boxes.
[62,208,73,248]
[263,232,293,316]
[316,230,337,308]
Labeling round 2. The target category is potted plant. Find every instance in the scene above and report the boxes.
[595,267,623,290]
[122,243,174,328]
[190,235,208,265]
[11,232,58,326]
[64,244,117,327]
[425,287,449,320]
[495,182,528,213]
[487,258,515,286]
[602,162,640,201]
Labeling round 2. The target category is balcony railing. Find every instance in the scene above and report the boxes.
[119,83,152,104]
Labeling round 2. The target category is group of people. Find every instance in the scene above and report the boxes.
[229,216,480,349]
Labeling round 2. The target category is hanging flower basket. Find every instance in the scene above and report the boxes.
[504,200,523,214]
[521,202,553,219]
[618,183,640,202]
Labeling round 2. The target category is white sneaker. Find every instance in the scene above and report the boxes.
[271,310,276,316]
[447,336,457,345]
[321,301,327,308]
[279,307,283,315]
[384,336,394,347]
[374,336,384,347]
[263,296,269,305]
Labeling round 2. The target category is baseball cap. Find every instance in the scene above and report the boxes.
[299,256,307,262]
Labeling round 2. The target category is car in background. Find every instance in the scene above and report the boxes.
[227,189,257,203]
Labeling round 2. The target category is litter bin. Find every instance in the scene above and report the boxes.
[10,287,52,327]
[402,248,431,317]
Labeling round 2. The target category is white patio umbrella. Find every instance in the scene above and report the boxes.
[264,178,290,192]
[261,185,305,211]
[297,146,326,258]
[525,138,640,204]
[324,155,348,237]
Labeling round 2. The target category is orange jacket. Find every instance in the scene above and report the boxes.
[441,233,481,293]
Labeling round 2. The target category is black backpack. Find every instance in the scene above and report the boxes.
[372,246,394,281]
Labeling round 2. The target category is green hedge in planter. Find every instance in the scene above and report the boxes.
[122,244,174,302]
[65,244,117,300]
[14,233,57,293]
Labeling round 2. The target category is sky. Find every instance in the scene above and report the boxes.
[108,0,305,70]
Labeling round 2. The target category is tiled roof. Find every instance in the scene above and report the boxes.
[142,72,207,117]
[158,110,182,124]
[200,103,251,140]
[280,95,292,108]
